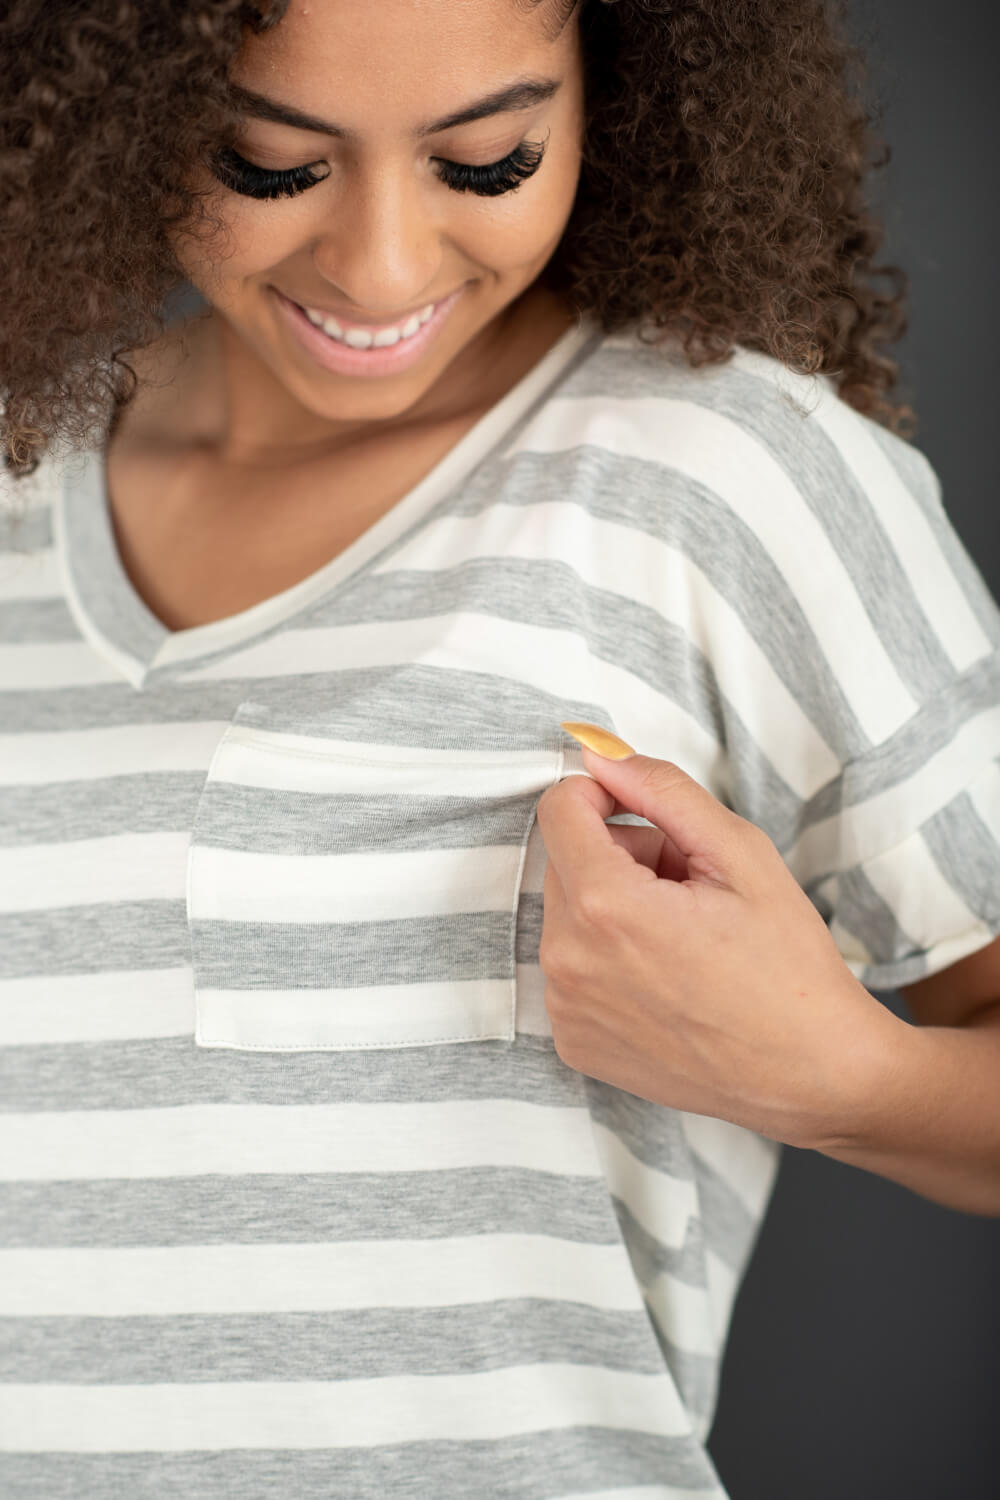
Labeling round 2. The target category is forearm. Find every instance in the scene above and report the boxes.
[813,1004,1000,1217]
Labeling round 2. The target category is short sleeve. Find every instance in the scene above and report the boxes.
[795,662,1000,991]
[698,350,1000,992]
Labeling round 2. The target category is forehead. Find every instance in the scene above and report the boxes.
[237,0,580,118]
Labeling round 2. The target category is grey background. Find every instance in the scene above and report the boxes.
[706,2,1000,1496]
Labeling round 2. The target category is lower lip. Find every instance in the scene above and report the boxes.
[273,286,464,378]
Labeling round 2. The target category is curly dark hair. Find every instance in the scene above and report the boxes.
[0,0,913,482]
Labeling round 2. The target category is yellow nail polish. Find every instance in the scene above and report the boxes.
[560,721,636,759]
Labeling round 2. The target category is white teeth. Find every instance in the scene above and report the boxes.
[300,299,439,349]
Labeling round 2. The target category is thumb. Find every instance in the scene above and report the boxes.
[561,723,743,889]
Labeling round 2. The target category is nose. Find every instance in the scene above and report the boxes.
[310,159,445,317]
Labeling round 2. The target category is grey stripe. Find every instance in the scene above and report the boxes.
[828,865,921,983]
[2,1037,724,1263]
[319,560,811,843]
[0,598,78,643]
[59,457,167,670]
[3,683,801,894]
[0,1304,669,1383]
[559,338,702,402]
[0,1170,627,1249]
[653,1337,720,1440]
[920,787,1000,927]
[193,783,544,855]
[684,1149,761,1276]
[191,912,513,990]
[2,1311,723,1461]
[794,650,1000,864]
[2,775,204,846]
[581,1085,767,1301]
[6,324,998,1494]
[0,1431,723,1499]
[607,1199,707,1291]
[721,717,805,849]
[859,945,987,994]
[163,553,809,847]
[4,633,994,868]
[567,346,964,703]
[865,420,1000,652]
[863,419,948,523]
[7,641,995,832]
[53,333,605,683]
[390,451,874,761]
[0,891,533,990]
[516,891,543,961]
[295,557,734,742]
[703,370,976,698]
[1,1032,588,1114]
[0,497,51,553]
[0,664,591,739]
[0,901,188,979]
[0,680,251,723]
[584,1075,696,1180]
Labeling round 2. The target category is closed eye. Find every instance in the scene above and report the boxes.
[433,135,548,197]
[212,147,330,200]
[212,134,548,202]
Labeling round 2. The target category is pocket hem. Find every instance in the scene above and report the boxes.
[188,730,564,1054]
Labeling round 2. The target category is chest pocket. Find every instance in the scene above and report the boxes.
[187,717,564,1051]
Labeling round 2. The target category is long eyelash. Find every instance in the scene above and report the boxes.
[435,135,548,197]
[210,132,548,204]
[212,146,330,200]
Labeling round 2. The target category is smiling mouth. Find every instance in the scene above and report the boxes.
[290,297,444,349]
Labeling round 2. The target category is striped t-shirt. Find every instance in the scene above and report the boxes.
[2,313,1000,1500]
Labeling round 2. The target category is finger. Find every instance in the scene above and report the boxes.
[578,747,741,887]
[605,824,663,869]
[536,773,657,904]
[606,823,690,882]
[542,857,570,938]
[543,856,566,912]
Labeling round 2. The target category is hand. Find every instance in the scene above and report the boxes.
[535,733,904,1150]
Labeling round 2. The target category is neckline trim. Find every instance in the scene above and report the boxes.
[56,314,601,688]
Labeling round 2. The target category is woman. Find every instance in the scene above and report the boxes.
[1,0,998,1495]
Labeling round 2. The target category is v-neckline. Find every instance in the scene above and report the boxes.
[54,314,602,690]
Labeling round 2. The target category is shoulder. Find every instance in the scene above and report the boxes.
[512,317,943,545]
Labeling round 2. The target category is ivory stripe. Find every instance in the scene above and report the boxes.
[730,347,994,674]
[0,1100,606,1183]
[188,843,524,923]
[0,1365,694,1451]
[0,722,230,785]
[372,505,841,798]
[0,969,193,1046]
[0,1236,647,1318]
[502,395,919,745]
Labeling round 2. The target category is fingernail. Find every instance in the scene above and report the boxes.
[560,721,636,759]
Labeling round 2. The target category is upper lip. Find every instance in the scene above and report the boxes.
[281,288,459,329]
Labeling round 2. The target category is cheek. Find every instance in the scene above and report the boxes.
[462,161,583,272]
[175,139,582,293]
[173,190,313,299]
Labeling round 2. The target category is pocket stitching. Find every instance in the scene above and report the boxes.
[189,732,564,1052]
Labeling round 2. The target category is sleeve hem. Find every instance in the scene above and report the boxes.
[848,917,1000,994]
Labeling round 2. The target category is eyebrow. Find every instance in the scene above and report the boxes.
[228,77,562,142]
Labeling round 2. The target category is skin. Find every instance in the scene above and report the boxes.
[100,0,1000,1214]
[537,746,1000,1215]
[107,0,585,626]
[148,0,584,457]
